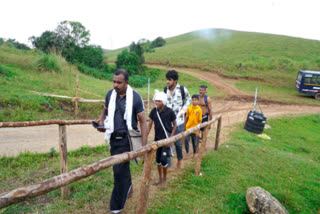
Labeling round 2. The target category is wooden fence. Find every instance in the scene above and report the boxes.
[0,114,222,213]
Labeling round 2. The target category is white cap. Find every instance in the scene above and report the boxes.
[153,90,167,105]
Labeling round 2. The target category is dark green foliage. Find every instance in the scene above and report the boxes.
[116,49,140,75]
[77,63,113,80]
[0,38,30,50]
[151,36,166,48]
[29,31,62,53]
[55,21,90,47]
[72,45,104,67]
[37,54,62,73]
[0,65,14,79]
[129,75,149,87]
[29,21,104,69]
[140,67,160,82]
[129,42,145,65]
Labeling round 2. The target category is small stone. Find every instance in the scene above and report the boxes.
[265,124,271,129]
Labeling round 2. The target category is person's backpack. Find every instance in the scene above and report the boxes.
[204,95,208,106]
[164,85,186,105]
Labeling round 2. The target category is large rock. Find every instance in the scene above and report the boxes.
[246,186,289,214]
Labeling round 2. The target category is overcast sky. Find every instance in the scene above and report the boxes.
[1,0,319,50]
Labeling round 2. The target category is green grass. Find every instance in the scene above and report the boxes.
[0,46,222,121]
[0,145,144,213]
[148,114,320,213]
[105,28,320,104]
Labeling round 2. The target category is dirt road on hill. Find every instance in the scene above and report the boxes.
[148,64,246,97]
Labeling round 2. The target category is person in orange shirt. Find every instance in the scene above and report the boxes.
[184,95,202,158]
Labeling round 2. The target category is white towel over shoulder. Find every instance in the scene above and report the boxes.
[104,85,133,141]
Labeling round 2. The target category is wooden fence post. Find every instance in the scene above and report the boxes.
[136,148,157,214]
[215,117,222,151]
[75,70,79,118]
[195,125,209,175]
[59,125,69,199]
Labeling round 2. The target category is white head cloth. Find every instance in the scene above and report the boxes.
[153,90,167,105]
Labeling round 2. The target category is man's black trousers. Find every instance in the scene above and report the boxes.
[109,136,132,213]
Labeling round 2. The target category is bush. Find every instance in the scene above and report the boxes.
[77,63,113,80]
[0,65,14,79]
[151,37,166,48]
[116,49,140,75]
[140,68,160,83]
[129,75,149,87]
[37,53,62,73]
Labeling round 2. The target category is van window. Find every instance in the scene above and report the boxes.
[304,77,312,84]
[297,72,303,81]
[311,76,318,84]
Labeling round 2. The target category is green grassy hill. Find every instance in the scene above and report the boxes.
[105,28,320,103]
[0,46,214,122]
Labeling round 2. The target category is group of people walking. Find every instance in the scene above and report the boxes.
[95,68,212,213]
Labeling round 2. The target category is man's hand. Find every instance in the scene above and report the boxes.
[97,120,106,132]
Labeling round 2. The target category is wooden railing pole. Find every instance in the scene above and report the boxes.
[215,117,222,151]
[59,125,69,199]
[136,147,157,214]
[195,125,209,175]
[75,70,79,118]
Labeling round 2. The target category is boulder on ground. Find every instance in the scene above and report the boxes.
[246,186,288,214]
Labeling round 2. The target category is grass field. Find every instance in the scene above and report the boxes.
[105,28,320,104]
[148,114,320,213]
[0,46,219,122]
[1,115,319,213]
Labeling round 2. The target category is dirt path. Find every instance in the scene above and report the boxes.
[148,64,245,97]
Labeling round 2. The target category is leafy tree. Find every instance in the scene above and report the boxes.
[116,49,140,75]
[29,21,104,68]
[73,45,104,68]
[1,38,30,50]
[55,21,90,47]
[129,42,145,65]
[29,31,62,53]
[151,37,166,48]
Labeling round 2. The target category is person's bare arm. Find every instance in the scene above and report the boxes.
[137,112,148,146]
[171,120,177,137]
[97,106,107,132]
[147,119,154,137]
[184,115,189,131]
[207,97,213,121]
[207,97,213,129]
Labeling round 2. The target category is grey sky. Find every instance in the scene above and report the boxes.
[1,0,319,50]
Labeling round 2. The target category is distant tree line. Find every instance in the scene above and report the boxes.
[0,38,30,50]
[116,37,166,75]
[1,20,167,82]
[29,21,104,69]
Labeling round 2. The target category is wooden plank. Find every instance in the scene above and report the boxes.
[215,117,222,151]
[0,120,92,128]
[59,125,69,199]
[195,126,209,175]
[75,70,79,118]
[136,147,157,214]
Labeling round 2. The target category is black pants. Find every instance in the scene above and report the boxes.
[109,136,131,213]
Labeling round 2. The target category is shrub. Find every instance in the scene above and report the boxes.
[0,65,14,79]
[77,63,113,80]
[129,75,149,87]
[140,67,160,83]
[37,53,62,73]
[151,37,166,48]
[116,49,140,75]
